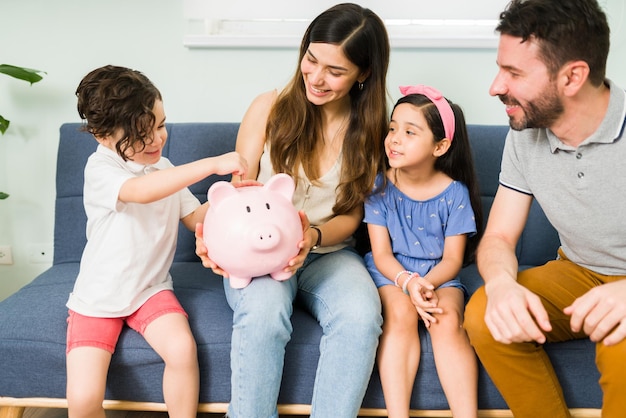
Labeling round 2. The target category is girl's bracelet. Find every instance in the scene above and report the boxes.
[402,273,417,294]
[394,270,411,287]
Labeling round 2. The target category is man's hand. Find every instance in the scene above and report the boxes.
[564,280,626,346]
[484,279,552,344]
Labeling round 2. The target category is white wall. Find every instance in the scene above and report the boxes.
[1,0,625,300]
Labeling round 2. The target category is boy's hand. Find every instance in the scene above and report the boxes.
[213,151,248,177]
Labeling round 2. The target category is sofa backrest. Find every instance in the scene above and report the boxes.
[467,125,560,267]
[53,123,560,268]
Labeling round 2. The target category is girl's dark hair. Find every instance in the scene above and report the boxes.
[386,94,484,264]
[496,0,610,86]
[76,65,162,160]
[267,3,390,215]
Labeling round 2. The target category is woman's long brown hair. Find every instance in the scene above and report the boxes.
[266,3,390,215]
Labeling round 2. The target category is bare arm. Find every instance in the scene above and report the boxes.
[233,90,277,183]
[421,234,466,289]
[118,152,247,204]
[367,223,407,285]
[284,205,364,274]
[317,204,364,247]
[477,186,527,285]
[478,185,551,343]
[194,90,276,274]
[181,201,209,232]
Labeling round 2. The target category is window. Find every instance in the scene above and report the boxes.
[183,0,509,49]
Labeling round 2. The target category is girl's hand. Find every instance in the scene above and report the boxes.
[406,275,442,327]
[283,211,311,274]
[195,223,229,277]
[418,290,441,327]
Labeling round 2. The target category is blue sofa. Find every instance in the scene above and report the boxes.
[0,123,602,417]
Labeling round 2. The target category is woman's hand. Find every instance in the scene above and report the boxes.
[195,222,229,277]
[232,178,263,188]
[283,211,312,274]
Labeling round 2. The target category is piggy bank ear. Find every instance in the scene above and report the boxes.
[264,173,295,200]
[207,181,238,206]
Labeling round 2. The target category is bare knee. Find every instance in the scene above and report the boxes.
[66,347,110,418]
[67,388,105,418]
[383,298,419,332]
[431,309,463,334]
[162,332,198,369]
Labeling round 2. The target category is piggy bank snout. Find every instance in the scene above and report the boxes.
[247,224,281,251]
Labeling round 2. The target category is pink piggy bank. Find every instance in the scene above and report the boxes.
[203,173,303,288]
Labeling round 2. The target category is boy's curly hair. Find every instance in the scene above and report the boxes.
[76,65,162,160]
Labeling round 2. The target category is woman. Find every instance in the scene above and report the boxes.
[196,3,390,417]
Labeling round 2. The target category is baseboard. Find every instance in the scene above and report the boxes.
[0,397,601,418]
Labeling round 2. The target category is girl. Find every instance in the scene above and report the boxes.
[364,85,483,418]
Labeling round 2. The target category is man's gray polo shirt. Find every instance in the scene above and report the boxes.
[499,79,626,276]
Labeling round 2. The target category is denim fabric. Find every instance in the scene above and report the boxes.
[224,248,382,418]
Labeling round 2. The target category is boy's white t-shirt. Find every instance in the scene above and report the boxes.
[66,145,200,317]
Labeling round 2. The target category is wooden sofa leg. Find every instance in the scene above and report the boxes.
[0,406,25,418]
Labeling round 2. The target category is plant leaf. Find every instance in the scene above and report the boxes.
[0,192,9,200]
[0,115,8,134]
[0,64,45,84]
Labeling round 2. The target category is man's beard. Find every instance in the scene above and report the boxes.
[500,86,564,131]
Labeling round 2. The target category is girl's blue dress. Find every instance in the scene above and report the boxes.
[364,173,476,289]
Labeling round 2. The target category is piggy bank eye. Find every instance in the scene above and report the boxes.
[246,206,251,213]
[266,203,271,210]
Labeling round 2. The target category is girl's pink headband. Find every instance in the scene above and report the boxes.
[399,85,455,141]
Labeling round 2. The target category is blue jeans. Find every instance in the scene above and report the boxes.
[224,247,383,418]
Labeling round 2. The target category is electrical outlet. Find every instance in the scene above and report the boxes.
[0,245,14,265]
[28,243,53,264]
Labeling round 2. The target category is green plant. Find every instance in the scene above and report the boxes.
[1,64,45,134]
[1,64,45,199]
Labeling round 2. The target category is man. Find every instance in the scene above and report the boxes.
[463,0,626,417]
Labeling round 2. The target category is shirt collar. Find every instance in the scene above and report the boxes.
[96,144,161,174]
